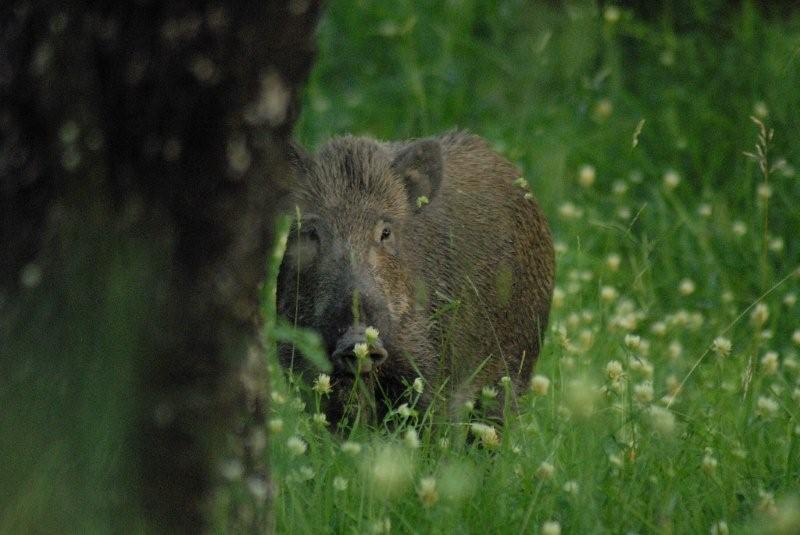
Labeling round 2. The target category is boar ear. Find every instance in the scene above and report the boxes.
[391,139,442,212]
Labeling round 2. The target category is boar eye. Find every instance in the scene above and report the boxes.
[380,227,392,241]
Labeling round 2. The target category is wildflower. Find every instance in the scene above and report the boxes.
[697,203,712,217]
[761,351,779,374]
[404,428,420,449]
[710,520,729,535]
[702,452,718,475]
[616,206,631,220]
[312,412,328,426]
[247,476,268,501]
[542,521,561,535]
[753,101,769,119]
[470,422,500,449]
[792,330,800,346]
[668,340,683,360]
[513,177,529,190]
[499,375,512,387]
[558,201,583,220]
[794,388,800,404]
[757,183,773,201]
[297,465,315,481]
[650,321,667,336]
[417,477,438,507]
[769,237,784,252]
[271,390,287,405]
[439,437,450,450]
[732,221,747,236]
[367,444,413,497]
[369,518,392,534]
[606,360,623,381]
[312,373,332,395]
[633,382,654,405]
[624,334,641,350]
[536,461,555,480]
[756,396,779,418]
[353,342,369,360]
[365,326,379,346]
[785,293,797,307]
[397,403,412,418]
[554,241,568,255]
[578,164,596,187]
[286,436,307,456]
[647,405,676,436]
[219,458,244,481]
[481,386,498,399]
[412,377,424,393]
[663,170,681,189]
[463,400,475,412]
[531,374,550,396]
[552,287,565,308]
[268,417,284,433]
[341,441,362,456]
[609,454,623,467]
[606,253,622,271]
[563,480,579,495]
[629,357,654,379]
[679,278,696,296]
[712,337,732,358]
[757,490,778,515]
[600,286,619,303]
[603,5,621,23]
[612,181,628,195]
[333,476,348,491]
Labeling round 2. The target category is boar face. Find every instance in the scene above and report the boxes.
[277,137,442,379]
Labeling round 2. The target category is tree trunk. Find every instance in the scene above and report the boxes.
[0,1,320,532]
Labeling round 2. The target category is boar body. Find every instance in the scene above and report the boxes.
[277,131,554,423]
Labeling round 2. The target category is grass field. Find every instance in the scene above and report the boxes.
[265,2,800,533]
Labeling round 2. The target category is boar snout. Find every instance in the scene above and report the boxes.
[331,325,388,375]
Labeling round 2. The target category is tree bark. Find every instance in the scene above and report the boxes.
[0,1,320,532]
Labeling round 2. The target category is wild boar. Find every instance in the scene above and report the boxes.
[276,131,554,425]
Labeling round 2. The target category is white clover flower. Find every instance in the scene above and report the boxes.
[312,373,332,395]
[712,337,732,358]
[606,253,622,271]
[268,417,284,433]
[333,476,348,491]
[697,203,712,217]
[792,330,800,346]
[663,170,681,189]
[784,293,797,307]
[760,351,780,375]
[353,342,369,360]
[542,521,561,535]
[629,357,654,379]
[297,465,315,481]
[753,101,769,119]
[756,395,779,418]
[606,360,624,381]
[481,386,498,399]
[702,452,718,474]
[365,326,380,346]
[412,377,424,393]
[601,286,619,303]
[668,340,683,360]
[603,5,621,23]
[530,374,550,396]
[341,441,362,456]
[286,436,307,456]
[558,201,584,220]
[536,461,555,480]
[312,412,328,426]
[404,428,420,449]
[612,180,628,196]
[633,381,654,405]
[648,406,676,436]
[732,221,747,237]
[679,278,696,296]
[710,520,729,535]
[271,390,287,405]
[368,445,413,497]
[499,375,512,387]
[757,490,777,514]
[563,480,579,495]
[417,477,438,508]
[757,182,773,201]
[469,422,500,449]
[397,403,412,418]
[578,164,596,187]
[552,287,566,308]
[768,237,784,252]
[463,400,475,412]
[650,321,667,336]
[624,334,641,350]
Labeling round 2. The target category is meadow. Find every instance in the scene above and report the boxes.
[263,2,800,533]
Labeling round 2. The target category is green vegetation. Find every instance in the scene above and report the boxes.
[271,1,800,532]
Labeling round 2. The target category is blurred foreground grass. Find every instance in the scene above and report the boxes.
[268,1,800,533]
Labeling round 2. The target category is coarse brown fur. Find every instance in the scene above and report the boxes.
[277,131,554,424]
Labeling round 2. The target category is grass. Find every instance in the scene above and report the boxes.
[264,1,800,533]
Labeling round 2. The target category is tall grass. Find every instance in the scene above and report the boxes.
[263,2,800,533]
